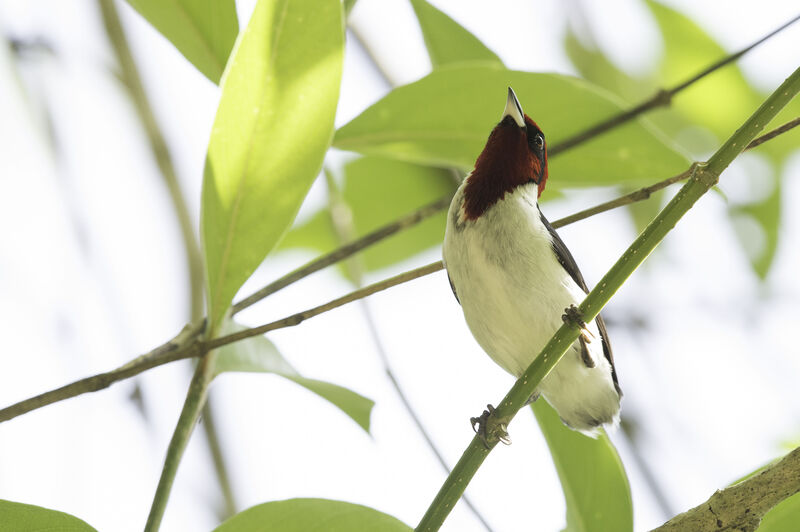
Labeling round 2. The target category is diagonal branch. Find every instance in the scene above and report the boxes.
[1,116,797,425]
[414,65,800,532]
[651,446,800,532]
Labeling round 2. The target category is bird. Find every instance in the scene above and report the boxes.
[442,87,621,437]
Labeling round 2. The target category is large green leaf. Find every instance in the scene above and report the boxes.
[409,0,502,68]
[214,498,412,532]
[124,0,238,84]
[334,65,690,189]
[201,0,344,330]
[531,402,633,532]
[0,500,97,531]
[282,156,455,271]
[214,321,373,433]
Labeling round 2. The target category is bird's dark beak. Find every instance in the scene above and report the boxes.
[503,87,526,128]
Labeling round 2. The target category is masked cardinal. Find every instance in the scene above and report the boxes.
[443,88,621,437]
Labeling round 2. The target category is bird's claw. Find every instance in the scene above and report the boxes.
[471,404,512,448]
[562,304,595,343]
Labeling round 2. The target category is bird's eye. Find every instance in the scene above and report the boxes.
[533,134,544,150]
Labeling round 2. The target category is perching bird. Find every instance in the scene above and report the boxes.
[443,88,621,435]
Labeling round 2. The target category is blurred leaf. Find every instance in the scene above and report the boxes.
[564,22,714,159]
[758,492,800,531]
[341,156,455,270]
[334,65,690,189]
[726,453,800,532]
[214,321,374,433]
[409,0,502,68]
[214,498,412,532]
[531,402,633,532]
[644,0,800,162]
[202,0,344,330]
[282,156,456,271]
[646,0,762,137]
[0,500,97,531]
[627,187,666,235]
[563,27,648,103]
[279,208,340,253]
[124,0,238,83]
[729,174,781,279]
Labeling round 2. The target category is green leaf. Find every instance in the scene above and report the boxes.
[563,27,648,104]
[334,65,690,189]
[282,156,455,271]
[644,0,800,161]
[729,174,782,279]
[201,0,344,330]
[279,208,340,254]
[0,500,97,531]
[756,492,800,531]
[342,157,455,269]
[409,0,502,68]
[531,402,633,532]
[124,0,238,84]
[214,498,412,532]
[214,321,373,433]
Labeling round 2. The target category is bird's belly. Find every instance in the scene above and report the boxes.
[455,244,579,377]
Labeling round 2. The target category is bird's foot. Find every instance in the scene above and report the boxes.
[562,304,595,343]
[471,404,512,449]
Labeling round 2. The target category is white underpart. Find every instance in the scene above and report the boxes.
[443,180,620,433]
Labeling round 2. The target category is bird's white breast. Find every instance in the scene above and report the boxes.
[443,181,619,432]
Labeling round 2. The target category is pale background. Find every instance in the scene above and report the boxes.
[1,0,799,531]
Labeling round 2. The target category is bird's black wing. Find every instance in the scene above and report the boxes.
[447,271,461,305]
[539,210,621,396]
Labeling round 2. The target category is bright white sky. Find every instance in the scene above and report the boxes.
[1,1,799,531]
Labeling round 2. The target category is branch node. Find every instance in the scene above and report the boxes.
[690,161,717,187]
[654,88,674,107]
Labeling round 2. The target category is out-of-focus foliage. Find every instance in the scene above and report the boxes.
[0,500,97,531]
[123,0,238,83]
[214,321,374,433]
[334,65,690,187]
[565,0,800,276]
[759,493,800,532]
[532,402,633,532]
[201,0,344,330]
[281,156,456,272]
[409,0,503,68]
[213,499,412,532]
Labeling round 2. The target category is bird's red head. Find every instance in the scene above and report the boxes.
[463,88,549,220]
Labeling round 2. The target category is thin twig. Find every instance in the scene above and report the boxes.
[549,13,800,156]
[2,116,797,425]
[746,116,800,148]
[231,196,451,314]
[552,116,800,228]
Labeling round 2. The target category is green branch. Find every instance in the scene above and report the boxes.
[415,65,800,532]
[144,351,217,531]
